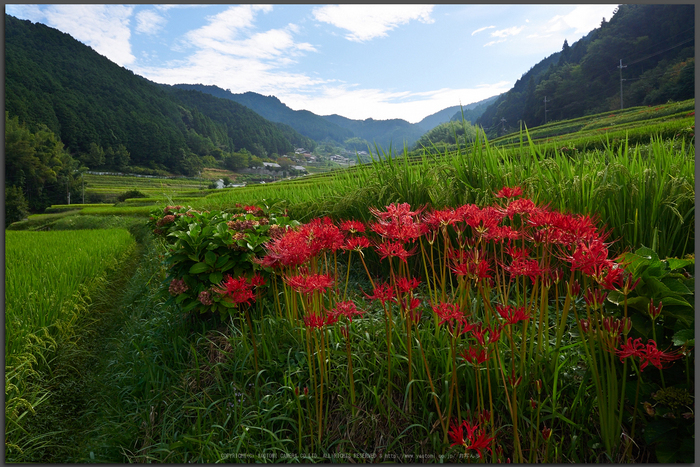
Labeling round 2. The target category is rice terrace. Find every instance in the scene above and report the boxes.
[4,4,695,464]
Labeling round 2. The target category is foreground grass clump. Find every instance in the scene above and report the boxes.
[142,191,693,462]
[5,228,136,460]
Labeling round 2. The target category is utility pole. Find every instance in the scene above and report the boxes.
[618,59,627,109]
[544,96,549,124]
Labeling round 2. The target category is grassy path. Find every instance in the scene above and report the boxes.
[14,224,156,462]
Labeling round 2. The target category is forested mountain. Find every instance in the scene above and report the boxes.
[177,83,428,150]
[171,85,353,144]
[5,14,314,176]
[477,4,694,136]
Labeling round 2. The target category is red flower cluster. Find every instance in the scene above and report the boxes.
[448,419,495,459]
[616,337,682,371]
[215,275,257,306]
[330,300,365,323]
[285,272,334,295]
[496,304,530,325]
[303,312,336,329]
[495,185,523,199]
[432,302,464,327]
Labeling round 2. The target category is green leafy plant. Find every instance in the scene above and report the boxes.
[149,203,298,319]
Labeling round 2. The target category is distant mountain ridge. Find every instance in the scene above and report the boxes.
[173,84,498,150]
[170,84,354,144]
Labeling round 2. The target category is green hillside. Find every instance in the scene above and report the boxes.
[5,14,313,175]
[477,4,694,137]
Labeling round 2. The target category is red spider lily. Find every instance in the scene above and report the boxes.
[460,346,490,365]
[408,305,423,325]
[303,312,327,329]
[584,288,608,308]
[564,239,614,276]
[509,372,523,387]
[648,298,663,320]
[301,217,345,253]
[487,324,503,344]
[463,206,505,237]
[616,337,682,371]
[369,202,423,222]
[496,304,530,325]
[340,219,366,234]
[369,219,423,243]
[331,300,365,323]
[375,240,417,263]
[504,197,539,220]
[505,258,545,280]
[486,225,521,242]
[432,302,464,327]
[579,318,591,334]
[215,275,256,306]
[262,229,316,267]
[505,245,530,260]
[285,273,334,295]
[448,419,495,459]
[601,316,632,337]
[451,251,492,281]
[364,283,397,306]
[343,236,371,252]
[495,185,523,199]
[396,276,421,294]
[250,273,266,287]
[422,208,461,230]
[542,426,552,441]
[599,264,626,290]
[455,319,477,337]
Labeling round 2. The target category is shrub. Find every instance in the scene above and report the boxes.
[116,189,147,202]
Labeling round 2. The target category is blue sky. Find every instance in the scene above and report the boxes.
[6,4,619,123]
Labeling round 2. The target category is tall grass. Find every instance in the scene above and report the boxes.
[295,131,694,259]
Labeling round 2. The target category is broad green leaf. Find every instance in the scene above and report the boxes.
[666,257,693,271]
[635,246,660,263]
[606,290,625,306]
[205,251,217,267]
[215,254,230,268]
[189,262,210,274]
[175,293,189,303]
[209,271,223,285]
[643,419,676,445]
[672,328,694,346]
[660,276,692,295]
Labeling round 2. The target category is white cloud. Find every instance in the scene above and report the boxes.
[547,5,618,34]
[483,38,507,47]
[181,5,314,59]
[279,82,511,123]
[23,5,136,66]
[491,26,524,38]
[471,25,495,36]
[135,9,167,35]
[312,4,434,42]
[134,49,325,96]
